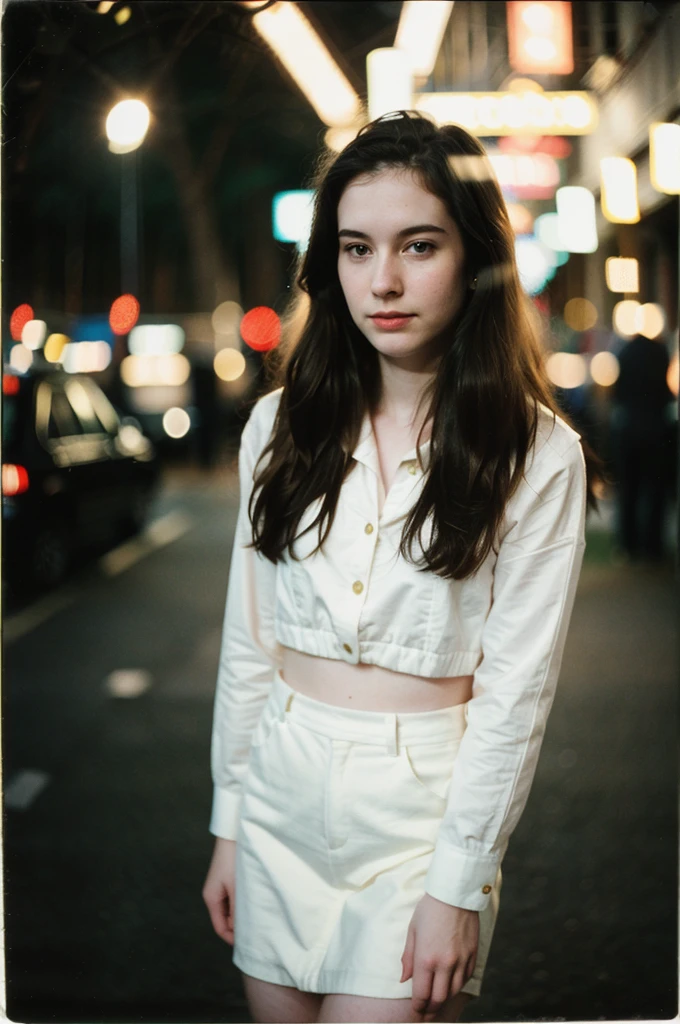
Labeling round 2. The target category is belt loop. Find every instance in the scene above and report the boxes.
[384,713,398,756]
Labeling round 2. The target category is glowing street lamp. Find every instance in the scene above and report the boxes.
[105,98,150,155]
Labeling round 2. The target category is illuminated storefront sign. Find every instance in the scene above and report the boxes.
[415,90,597,136]
[487,150,561,198]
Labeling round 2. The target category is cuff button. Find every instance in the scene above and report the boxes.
[482,884,492,894]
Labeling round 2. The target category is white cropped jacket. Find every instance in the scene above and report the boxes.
[210,387,587,912]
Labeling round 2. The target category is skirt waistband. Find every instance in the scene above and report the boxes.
[270,669,468,750]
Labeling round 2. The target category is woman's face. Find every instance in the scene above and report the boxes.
[337,166,467,371]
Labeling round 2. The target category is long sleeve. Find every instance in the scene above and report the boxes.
[425,431,587,911]
[209,393,283,840]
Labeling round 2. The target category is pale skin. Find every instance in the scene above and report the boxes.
[204,168,481,1023]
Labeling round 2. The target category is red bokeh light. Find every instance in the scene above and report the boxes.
[109,294,140,335]
[10,304,34,342]
[2,463,29,496]
[240,306,281,352]
[3,374,20,395]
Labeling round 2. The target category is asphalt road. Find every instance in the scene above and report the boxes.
[3,463,678,1024]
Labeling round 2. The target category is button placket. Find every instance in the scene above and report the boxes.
[339,496,379,661]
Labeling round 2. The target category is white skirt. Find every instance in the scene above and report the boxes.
[233,669,502,999]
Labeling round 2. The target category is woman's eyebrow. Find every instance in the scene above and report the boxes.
[338,224,448,239]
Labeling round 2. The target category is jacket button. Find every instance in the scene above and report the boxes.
[482,884,492,894]
[407,463,417,475]
[342,643,353,654]
[364,523,374,534]
[352,580,364,594]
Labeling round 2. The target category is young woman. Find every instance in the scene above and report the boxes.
[203,111,602,1024]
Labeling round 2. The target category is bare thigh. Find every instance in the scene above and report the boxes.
[317,991,473,1023]
[243,975,323,1024]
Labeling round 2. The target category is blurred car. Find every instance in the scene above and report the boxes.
[2,365,160,595]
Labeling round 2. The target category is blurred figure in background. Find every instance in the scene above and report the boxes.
[610,333,675,562]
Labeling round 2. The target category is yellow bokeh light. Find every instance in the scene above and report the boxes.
[214,348,246,382]
[114,6,131,25]
[649,122,680,195]
[600,157,640,223]
[637,302,665,339]
[121,353,190,387]
[605,257,639,293]
[564,298,598,331]
[546,352,587,389]
[44,333,70,363]
[162,407,191,439]
[590,351,620,387]
[612,299,640,338]
[212,301,243,337]
[667,355,679,397]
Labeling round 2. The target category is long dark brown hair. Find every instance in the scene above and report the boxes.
[248,111,603,580]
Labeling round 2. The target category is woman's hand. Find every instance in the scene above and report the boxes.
[401,893,479,1020]
[202,837,237,945]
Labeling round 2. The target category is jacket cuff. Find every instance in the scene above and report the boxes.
[424,839,501,911]
[209,786,242,841]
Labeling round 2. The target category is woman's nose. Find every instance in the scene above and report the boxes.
[371,254,403,298]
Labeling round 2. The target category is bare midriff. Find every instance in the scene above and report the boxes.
[281,646,473,712]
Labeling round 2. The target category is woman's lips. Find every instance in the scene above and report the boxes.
[369,314,415,330]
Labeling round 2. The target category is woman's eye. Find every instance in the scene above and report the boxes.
[407,241,434,255]
[346,244,370,257]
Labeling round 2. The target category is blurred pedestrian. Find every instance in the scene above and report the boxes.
[203,112,603,1024]
[611,333,674,562]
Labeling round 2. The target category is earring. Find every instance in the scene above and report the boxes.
[469,277,478,291]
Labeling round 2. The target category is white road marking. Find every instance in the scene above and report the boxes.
[5,770,50,811]
[105,668,152,698]
[99,510,193,577]
[3,587,77,645]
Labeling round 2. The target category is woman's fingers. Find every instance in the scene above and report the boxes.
[449,961,468,1000]
[202,882,234,945]
[410,961,434,1017]
[422,968,454,1020]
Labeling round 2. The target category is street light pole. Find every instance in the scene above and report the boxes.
[106,98,150,297]
[120,149,139,296]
